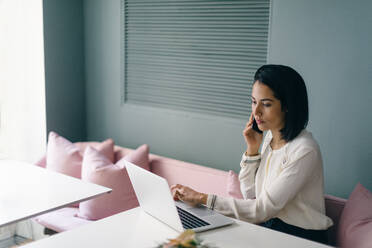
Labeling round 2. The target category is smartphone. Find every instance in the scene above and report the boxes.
[252,118,263,134]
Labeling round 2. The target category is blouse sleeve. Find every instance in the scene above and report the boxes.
[239,153,261,199]
[207,147,319,224]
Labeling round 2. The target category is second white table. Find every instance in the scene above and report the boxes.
[0,160,111,228]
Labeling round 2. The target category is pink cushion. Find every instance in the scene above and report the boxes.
[34,207,91,232]
[338,183,372,248]
[227,170,243,199]
[34,156,47,168]
[74,140,115,163]
[46,132,83,179]
[124,144,150,171]
[46,132,115,179]
[78,144,150,220]
[95,139,115,163]
[114,146,135,162]
[46,132,115,207]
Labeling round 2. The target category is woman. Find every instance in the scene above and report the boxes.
[171,64,333,244]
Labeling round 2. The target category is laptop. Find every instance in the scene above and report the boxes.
[125,161,234,233]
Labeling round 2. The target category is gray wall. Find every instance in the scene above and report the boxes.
[84,0,246,171]
[43,0,86,142]
[83,0,372,198]
[268,0,372,198]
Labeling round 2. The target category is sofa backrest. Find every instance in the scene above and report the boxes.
[149,153,230,198]
[113,145,230,197]
[324,194,347,246]
[34,141,107,168]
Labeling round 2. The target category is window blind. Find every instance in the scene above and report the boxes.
[122,0,270,119]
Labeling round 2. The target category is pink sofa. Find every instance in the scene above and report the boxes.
[34,142,346,246]
[34,143,233,231]
[324,195,347,246]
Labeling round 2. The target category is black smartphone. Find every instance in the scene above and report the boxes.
[252,118,263,133]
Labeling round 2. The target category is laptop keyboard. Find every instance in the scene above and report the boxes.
[176,206,210,229]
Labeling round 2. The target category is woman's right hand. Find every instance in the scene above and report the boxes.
[170,184,207,207]
[243,113,263,156]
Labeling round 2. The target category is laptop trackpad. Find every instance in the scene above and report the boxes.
[186,206,216,217]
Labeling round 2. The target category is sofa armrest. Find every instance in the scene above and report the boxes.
[325,194,347,246]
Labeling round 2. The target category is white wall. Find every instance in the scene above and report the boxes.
[0,0,47,162]
[0,0,47,241]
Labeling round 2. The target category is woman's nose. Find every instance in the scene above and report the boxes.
[253,104,261,117]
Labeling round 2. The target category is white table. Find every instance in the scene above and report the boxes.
[0,160,111,228]
[22,207,332,248]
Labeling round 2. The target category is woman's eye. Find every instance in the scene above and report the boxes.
[263,104,271,107]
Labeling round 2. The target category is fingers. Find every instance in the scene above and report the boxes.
[245,113,254,129]
[171,190,179,201]
[249,112,254,123]
[170,184,183,192]
[244,121,253,136]
[170,184,195,204]
[173,190,181,201]
[171,184,184,189]
[171,184,184,201]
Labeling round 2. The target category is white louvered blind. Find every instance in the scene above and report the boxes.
[122,0,270,119]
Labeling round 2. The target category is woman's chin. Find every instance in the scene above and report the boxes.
[257,125,268,132]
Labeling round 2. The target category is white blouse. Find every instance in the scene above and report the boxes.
[207,130,333,230]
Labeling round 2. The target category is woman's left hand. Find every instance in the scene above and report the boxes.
[170,184,207,207]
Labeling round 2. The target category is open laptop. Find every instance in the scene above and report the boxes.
[125,161,234,233]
